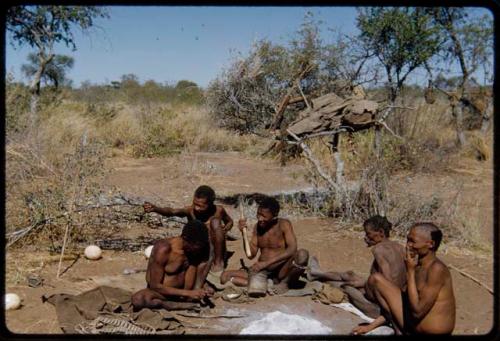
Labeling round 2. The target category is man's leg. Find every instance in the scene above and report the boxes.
[307,256,363,285]
[209,218,226,273]
[271,249,309,294]
[343,285,381,319]
[368,273,404,333]
[220,269,248,287]
[131,289,199,311]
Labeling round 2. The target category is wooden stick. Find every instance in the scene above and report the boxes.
[239,196,252,258]
[449,264,493,295]
[56,221,71,279]
[287,129,339,192]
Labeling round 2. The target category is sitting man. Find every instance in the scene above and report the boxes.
[307,215,406,322]
[354,222,456,335]
[220,196,309,295]
[143,185,233,273]
[131,220,214,311]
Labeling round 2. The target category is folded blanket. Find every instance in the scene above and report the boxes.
[42,285,184,334]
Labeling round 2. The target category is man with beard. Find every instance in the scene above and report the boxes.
[220,196,309,295]
[131,220,214,311]
[143,185,233,273]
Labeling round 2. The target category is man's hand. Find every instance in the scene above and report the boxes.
[351,324,374,335]
[250,261,267,273]
[238,218,247,232]
[203,284,215,296]
[188,288,213,301]
[143,202,156,213]
[405,245,418,270]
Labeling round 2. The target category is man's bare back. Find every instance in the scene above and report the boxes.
[365,240,406,299]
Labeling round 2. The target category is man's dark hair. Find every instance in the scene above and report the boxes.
[413,222,443,251]
[194,185,216,203]
[181,220,209,264]
[258,196,280,217]
[181,220,209,248]
[363,215,393,237]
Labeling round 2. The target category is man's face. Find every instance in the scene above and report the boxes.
[406,227,433,256]
[364,226,384,247]
[257,207,275,228]
[193,196,209,213]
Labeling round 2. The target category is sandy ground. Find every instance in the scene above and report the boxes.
[5,152,495,335]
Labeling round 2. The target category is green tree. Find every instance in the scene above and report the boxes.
[428,8,493,143]
[21,53,74,89]
[6,5,109,133]
[357,7,442,102]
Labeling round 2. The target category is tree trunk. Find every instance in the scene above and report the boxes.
[331,133,345,189]
[374,125,382,159]
[480,98,493,135]
[453,104,466,147]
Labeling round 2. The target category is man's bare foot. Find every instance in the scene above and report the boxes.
[211,263,224,273]
[306,256,321,281]
[269,281,289,295]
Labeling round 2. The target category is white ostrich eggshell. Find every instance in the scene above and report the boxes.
[84,245,102,260]
[5,293,21,310]
[144,245,154,259]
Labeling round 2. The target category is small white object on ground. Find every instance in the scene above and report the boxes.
[240,311,332,334]
[144,245,154,259]
[330,302,375,323]
[84,245,102,260]
[5,293,21,310]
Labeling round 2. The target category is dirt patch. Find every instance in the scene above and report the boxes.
[5,152,494,335]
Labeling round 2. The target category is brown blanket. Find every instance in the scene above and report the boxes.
[42,286,184,334]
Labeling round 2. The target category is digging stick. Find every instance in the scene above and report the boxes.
[239,197,252,258]
[449,264,493,295]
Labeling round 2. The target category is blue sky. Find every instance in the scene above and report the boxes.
[5,6,493,88]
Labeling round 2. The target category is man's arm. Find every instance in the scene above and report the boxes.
[148,242,205,300]
[259,219,297,269]
[407,261,445,320]
[143,202,190,217]
[221,207,234,232]
[238,219,259,259]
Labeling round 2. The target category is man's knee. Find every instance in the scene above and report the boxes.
[294,248,309,266]
[220,271,231,284]
[368,272,384,288]
[131,292,145,308]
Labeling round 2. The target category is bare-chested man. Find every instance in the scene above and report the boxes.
[220,196,309,295]
[143,185,233,273]
[355,222,456,335]
[131,220,214,311]
[307,216,406,323]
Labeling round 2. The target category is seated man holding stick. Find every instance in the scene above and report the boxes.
[354,222,456,335]
[143,185,233,273]
[307,215,406,323]
[220,196,309,296]
[131,220,214,311]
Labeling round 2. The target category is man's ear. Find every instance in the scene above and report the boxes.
[428,239,435,250]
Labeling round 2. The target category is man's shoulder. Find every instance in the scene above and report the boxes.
[278,217,292,225]
[154,238,174,251]
[372,240,404,255]
[430,257,450,274]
